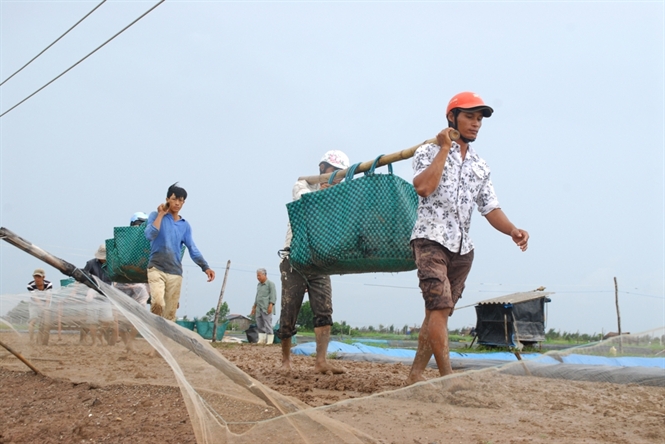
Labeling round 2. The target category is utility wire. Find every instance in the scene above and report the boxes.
[0,0,165,119]
[0,0,107,87]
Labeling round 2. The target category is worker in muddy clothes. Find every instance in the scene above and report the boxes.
[277,150,349,374]
[407,92,529,384]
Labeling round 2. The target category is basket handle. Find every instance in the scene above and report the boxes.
[328,162,360,184]
[368,155,393,175]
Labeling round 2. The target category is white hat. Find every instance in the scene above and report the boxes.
[319,150,350,170]
[94,244,106,260]
[130,212,148,224]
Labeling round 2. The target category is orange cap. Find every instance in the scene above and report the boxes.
[446,92,494,117]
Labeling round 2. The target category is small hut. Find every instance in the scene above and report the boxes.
[474,291,553,347]
[226,314,251,332]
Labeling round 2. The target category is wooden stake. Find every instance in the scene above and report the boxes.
[211,260,231,343]
[298,130,460,185]
[0,339,42,375]
[0,227,101,293]
[614,276,622,354]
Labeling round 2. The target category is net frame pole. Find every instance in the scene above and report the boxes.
[0,339,43,375]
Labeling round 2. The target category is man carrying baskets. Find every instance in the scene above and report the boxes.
[277,150,349,374]
[407,92,529,384]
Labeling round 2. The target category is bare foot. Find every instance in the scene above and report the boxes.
[405,374,427,386]
[278,359,292,373]
[314,362,345,375]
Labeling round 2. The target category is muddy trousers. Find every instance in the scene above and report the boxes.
[277,257,332,340]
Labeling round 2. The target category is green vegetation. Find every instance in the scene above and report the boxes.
[197,302,229,323]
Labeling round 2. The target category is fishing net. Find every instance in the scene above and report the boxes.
[0,281,374,443]
[1,281,663,443]
[287,158,418,275]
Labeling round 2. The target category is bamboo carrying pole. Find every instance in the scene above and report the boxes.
[298,130,460,185]
[211,260,231,343]
[0,227,302,414]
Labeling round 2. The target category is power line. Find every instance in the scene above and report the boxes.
[0,0,107,87]
[0,0,165,118]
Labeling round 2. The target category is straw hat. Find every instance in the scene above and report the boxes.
[94,244,107,260]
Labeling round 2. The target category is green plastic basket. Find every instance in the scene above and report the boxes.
[105,222,185,284]
[287,156,418,275]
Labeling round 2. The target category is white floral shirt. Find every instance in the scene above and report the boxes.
[410,142,500,255]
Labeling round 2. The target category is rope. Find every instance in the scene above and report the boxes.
[0,0,165,118]
[0,0,107,87]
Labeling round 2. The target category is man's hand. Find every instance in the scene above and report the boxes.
[251,305,256,316]
[267,303,273,315]
[435,127,456,149]
[510,228,529,251]
[157,203,169,215]
[205,269,215,282]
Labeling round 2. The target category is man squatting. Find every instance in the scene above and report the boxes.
[407,92,529,384]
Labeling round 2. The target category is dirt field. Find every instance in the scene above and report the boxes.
[1,334,664,444]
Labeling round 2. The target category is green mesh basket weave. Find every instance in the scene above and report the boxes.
[287,156,418,275]
[105,225,152,283]
[105,223,186,283]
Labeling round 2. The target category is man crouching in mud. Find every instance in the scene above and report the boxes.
[406,92,529,385]
[277,150,350,374]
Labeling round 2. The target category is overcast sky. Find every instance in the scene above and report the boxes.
[1,1,663,336]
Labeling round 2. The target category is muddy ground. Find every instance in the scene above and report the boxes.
[1,334,664,444]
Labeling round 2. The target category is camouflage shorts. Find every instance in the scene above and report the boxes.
[411,238,474,314]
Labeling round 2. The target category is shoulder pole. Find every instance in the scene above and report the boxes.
[297,130,459,185]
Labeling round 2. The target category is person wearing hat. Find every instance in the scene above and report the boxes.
[27,268,53,344]
[130,212,149,227]
[82,245,115,346]
[277,150,350,374]
[406,92,529,384]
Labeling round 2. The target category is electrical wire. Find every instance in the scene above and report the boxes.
[0,0,165,118]
[0,0,107,87]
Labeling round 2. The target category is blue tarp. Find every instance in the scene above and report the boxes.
[291,341,665,369]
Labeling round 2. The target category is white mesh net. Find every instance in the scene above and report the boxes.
[1,280,664,443]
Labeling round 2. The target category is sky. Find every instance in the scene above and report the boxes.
[0,0,663,337]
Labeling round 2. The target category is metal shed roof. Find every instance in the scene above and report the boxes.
[475,291,553,306]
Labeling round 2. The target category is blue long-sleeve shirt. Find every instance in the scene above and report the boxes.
[144,211,210,276]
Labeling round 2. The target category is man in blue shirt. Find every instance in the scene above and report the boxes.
[145,183,216,321]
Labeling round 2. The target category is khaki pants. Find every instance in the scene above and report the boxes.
[147,267,183,321]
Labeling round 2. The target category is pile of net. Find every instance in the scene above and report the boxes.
[1,282,663,443]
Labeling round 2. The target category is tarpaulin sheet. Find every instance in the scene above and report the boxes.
[291,341,665,368]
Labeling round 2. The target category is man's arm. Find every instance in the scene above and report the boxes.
[183,225,215,282]
[413,129,456,197]
[485,209,529,251]
[267,281,277,314]
[144,211,162,241]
